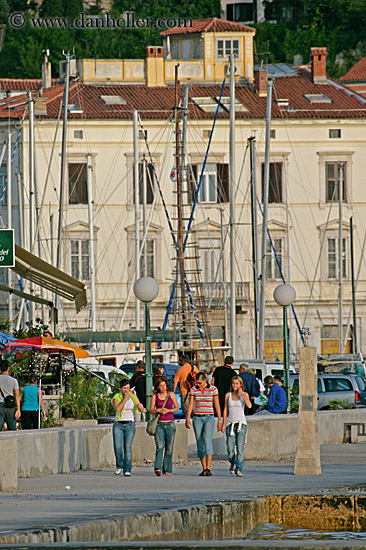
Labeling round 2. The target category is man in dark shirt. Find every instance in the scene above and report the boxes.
[212,356,235,415]
[239,363,260,415]
[130,360,145,389]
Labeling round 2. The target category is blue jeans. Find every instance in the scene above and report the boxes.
[226,423,247,473]
[112,421,135,473]
[154,420,176,473]
[192,414,215,458]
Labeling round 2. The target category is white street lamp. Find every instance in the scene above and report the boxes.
[273,284,296,411]
[133,277,159,415]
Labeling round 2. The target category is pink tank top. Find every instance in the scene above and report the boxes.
[155,394,174,421]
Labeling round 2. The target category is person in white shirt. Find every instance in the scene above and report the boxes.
[221,376,252,477]
[112,378,144,476]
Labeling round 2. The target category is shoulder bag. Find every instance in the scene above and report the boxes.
[146,393,170,436]
[0,387,16,409]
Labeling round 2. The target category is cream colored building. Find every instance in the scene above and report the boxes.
[1,21,366,361]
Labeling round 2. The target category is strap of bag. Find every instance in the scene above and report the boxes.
[0,386,6,401]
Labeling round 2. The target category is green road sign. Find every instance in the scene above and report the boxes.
[0,229,15,267]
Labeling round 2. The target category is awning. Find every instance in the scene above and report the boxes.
[12,245,87,313]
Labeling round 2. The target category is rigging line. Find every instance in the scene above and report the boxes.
[256,197,304,342]
[161,74,227,333]
[32,100,63,257]
[301,186,338,329]
[0,110,27,206]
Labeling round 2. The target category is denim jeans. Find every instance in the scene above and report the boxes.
[225,423,247,473]
[192,414,215,458]
[154,420,176,473]
[0,403,17,431]
[112,421,135,473]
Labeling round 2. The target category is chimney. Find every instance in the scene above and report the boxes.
[42,49,52,89]
[146,46,165,87]
[255,68,267,97]
[311,47,327,84]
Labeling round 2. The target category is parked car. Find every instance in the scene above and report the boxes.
[290,373,366,409]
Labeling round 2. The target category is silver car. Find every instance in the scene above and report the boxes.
[290,373,366,410]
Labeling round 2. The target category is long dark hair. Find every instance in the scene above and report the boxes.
[153,377,168,393]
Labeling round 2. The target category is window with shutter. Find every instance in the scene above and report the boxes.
[189,163,229,203]
[69,163,88,204]
[133,162,154,204]
[261,162,283,203]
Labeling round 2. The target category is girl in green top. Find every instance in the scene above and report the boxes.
[112,378,144,476]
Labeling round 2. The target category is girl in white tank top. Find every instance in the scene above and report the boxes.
[222,376,252,476]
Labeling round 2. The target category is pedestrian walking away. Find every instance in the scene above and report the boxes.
[173,354,198,414]
[149,378,179,476]
[185,372,222,477]
[112,378,144,476]
[0,359,21,431]
[222,376,252,476]
[212,355,235,416]
[21,373,46,430]
[239,363,260,415]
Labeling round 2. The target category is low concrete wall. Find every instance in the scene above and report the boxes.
[0,420,187,483]
[188,409,366,460]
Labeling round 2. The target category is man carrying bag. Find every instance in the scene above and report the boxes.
[0,359,21,431]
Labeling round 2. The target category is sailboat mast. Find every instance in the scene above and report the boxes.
[133,109,140,329]
[175,64,187,331]
[229,54,236,357]
[338,163,344,353]
[87,154,96,334]
[7,130,12,328]
[28,91,35,322]
[55,51,71,328]
[350,216,357,352]
[258,78,273,359]
[249,136,259,358]
[284,156,293,357]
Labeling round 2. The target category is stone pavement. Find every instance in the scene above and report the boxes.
[0,443,365,542]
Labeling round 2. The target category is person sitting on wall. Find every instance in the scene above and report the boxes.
[255,375,287,415]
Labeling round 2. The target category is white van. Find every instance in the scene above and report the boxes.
[232,359,296,381]
[76,358,128,391]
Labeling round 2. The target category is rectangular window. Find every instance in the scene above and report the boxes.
[70,239,90,280]
[266,238,282,280]
[326,162,346,202]
[133,162,154,205]
[327,237,347,280]
[139,238,155,278]
[262,162,283,203]
[69,163,88,204]
[329,129,341,139]
[189,163,229,204]
[199,239,220,283]
[216,39,239,59]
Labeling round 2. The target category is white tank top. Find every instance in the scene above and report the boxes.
[227,393,247,425]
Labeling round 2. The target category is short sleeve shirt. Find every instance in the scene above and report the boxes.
[0,374,19,403]
[190,384,218,414]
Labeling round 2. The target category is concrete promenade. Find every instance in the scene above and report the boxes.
[0,443,365,547]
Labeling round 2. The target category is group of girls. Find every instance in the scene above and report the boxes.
[112,371,251,477]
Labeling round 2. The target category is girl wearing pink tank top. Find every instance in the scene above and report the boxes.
[149,378,179,476]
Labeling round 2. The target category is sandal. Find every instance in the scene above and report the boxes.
[154,469,162,476]
[165,472,172,476]
[205,469,212,476]
[199,469,207,476]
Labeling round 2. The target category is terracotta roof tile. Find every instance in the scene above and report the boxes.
[340,57,366,82]
[0,78,58,91]
[160,17,255,36]
[1,69,366,121]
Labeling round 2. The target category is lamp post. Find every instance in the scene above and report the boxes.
[273,283,296,411]
[133,276,159,417]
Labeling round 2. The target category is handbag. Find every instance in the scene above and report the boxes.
[0,387,16,409]
[146,393,170,436]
